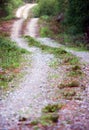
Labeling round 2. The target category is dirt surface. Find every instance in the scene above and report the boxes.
[0,19,16,36]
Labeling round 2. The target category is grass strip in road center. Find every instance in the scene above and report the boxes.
[24,36,80,66]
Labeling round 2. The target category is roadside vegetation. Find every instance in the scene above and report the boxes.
[0,0,23,20]
[0,36,27,89]
[30,103,64,128]
[32,0,89,50]
[25,36,84,100]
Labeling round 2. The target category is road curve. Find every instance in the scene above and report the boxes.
[16,4,37,19]
[0,4,56,129]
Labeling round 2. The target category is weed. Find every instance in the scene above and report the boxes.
[30,103,64,126]
[39,119,51,126]
[42,104,63,113]
[49,59,59,68]
[68,70,82,77]
[59,80,79,89]
[34,126,40,130]
[71,65,81,71]
[41,113,59,123]
[62,89,76,99]
[68,64,82,77]
[70,58,79,65]
[40,27,52,37]
[31,113,59,127]
[48,74,59,79]
[30,120,39,125]
[63,53,79,65]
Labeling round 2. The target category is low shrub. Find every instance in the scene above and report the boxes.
[32,0,59,17]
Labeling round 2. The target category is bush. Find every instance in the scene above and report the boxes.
[33,0,59,17]
[0,0,23,17]
[66,0,89,34]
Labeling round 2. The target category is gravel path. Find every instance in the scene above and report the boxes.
[37,38,89,64]
[25,18,39,37]
[0,4,59,129]
[16,4,37,19]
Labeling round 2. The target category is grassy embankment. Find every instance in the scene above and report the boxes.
[0,36,27,89]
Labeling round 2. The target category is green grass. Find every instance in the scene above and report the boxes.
[25,36,83,79]
[24,36,68,57]
[42,104,63,113]
[49,59,59,68]
[30,103,63,127]
[0,36,27,89]
[25,36,80,66]
[63,53,80,65]
[48,74,59,79]
[68,70,83,77]
[0,15,16,21]
[40,26,53,37]
[58,33,89,51]
[0,36,27,69]
[67,64,83,77]
[62,89,76,99]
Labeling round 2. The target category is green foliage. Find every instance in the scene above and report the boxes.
[35,0,89,40]
[33,0,59,17]
[0,0,23,17]
[0,36,26,69]
[49,59,59,69]
[40,15,50,21]
[63,53,79,65]
[31,113,59,127]
[25,36,68,58]
[66,0,89,34]
[40,27,52,37]
[57,0,68,12]
[0,36,27,89]
[30,103,63,127]
[62,89,76,99]
[40,113,59,123]
[42,104,63,113]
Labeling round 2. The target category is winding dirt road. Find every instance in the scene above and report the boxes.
[0,3,89,130]
[0,4,59,129]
